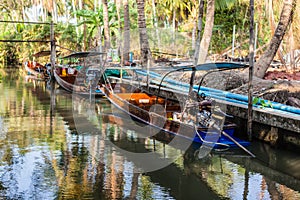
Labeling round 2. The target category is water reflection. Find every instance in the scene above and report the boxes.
[0,69,299,199]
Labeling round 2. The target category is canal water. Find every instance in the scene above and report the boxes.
[0,68,300,199]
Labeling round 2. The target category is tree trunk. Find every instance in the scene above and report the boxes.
[172,8,176,31]
[102,0,111,51]
[72,0,79,36]
[288,25,295,71]
[123,0,130,63]
[137,0,152,67]
[193,0,204,65]
[116,0,122,61]
[198,0,215,64]
[254,0,296,78]
[151,0,158,28]
[129,173,139,199]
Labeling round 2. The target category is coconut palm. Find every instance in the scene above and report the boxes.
[136,0,152,67]
[254,0,297,78]
[102,0,111,50]
[197,0,215,64]
[156,0,188,30]
[76,3,119,50]
[122,0,130,62]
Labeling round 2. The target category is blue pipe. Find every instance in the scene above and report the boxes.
[135,69,300,115]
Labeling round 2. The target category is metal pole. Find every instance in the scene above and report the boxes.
[50,21,56,80]
[247,0,255,141]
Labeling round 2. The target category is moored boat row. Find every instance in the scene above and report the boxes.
[22,51,253,151]
[99,63,252,151]
[53,52,105,97]
[23,60,50,80]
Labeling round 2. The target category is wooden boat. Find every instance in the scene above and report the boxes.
[100,62,251,149]
[54,52,105,97]
[23,60,48,79]
[23,50,57,80]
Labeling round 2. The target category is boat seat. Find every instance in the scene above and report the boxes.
[116,93,165,105]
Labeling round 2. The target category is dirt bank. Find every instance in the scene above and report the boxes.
[171,69,300,107]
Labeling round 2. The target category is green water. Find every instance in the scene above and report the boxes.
[0,68,299,199]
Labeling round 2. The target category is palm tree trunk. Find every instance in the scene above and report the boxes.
[198,0,215,64]
[129,173,139,199]
[116,0,122,60]
[194,0,204,65]
[72,0,79,36]
[172,8,176,31]
[152,0,158,28]
[123,0,130,63]
[268,0,287,70]
[137,0,152,67]
[254,0,296,78]
[103,0,111,51]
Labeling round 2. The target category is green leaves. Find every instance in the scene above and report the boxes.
[253,97,273,109]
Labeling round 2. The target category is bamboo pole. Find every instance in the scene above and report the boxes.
[247,0,255,141]
[254,23,258,58]
[232,25,236,59]
[0,40,50,43]
[222,131,255,157]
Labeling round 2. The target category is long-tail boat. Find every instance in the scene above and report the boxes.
[23,50,57,80]
[23,60,47,79]
[100,62,252,150]
[54,51,105,97]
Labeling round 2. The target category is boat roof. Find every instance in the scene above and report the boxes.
[197,62,248,70]
[62,51,105,59]
[33,50,60,57]
[126,62,249,72]
[170,62,249,71]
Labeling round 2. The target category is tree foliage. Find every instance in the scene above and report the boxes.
[0,0,298,74]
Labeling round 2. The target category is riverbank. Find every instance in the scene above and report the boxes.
[170,67,300,107]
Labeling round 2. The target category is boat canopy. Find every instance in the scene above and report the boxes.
[33,50,60,58]
[62,51,105,59]
[152,62,249,72]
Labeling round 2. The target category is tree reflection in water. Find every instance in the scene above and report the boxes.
[0,69,299,199]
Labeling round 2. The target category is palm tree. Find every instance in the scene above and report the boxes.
[76,9,104,49]
[156,0,188,30]
[122,0,130,63]
[193,0,204,65]
[136,0,152,67]
[254,0,297,78]
[102,0,111,51]
[198,0,215,64]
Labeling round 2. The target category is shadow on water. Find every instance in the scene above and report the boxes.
[0,68,299,199]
